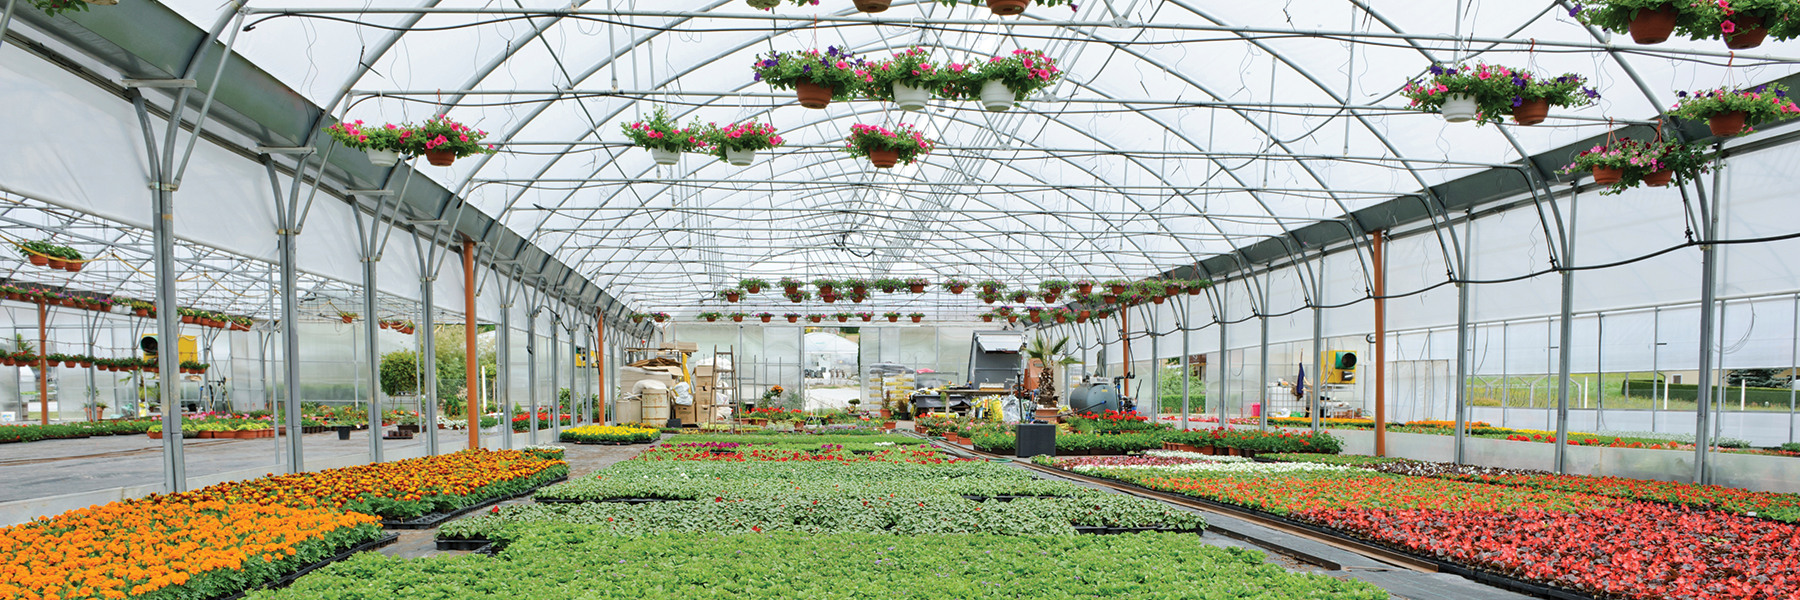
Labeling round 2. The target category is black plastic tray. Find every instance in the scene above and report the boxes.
[435,537,494,551]
[381,476,567,529]
[535,496,689,504]
[209,533,398,600]
[1073,525,1204,535]
[959,495,1076,502]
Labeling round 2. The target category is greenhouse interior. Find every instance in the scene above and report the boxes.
[3,0,1800,598]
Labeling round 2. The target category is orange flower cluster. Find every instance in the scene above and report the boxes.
[0,449,565,600]
[0,497,378,600]
[186,448,566,517]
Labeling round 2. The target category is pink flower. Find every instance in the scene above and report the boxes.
[1721,20,1737,34]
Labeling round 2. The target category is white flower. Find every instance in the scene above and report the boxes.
[1071,461,1353,475]
[1142,450,1249,462]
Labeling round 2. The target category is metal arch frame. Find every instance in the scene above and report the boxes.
[338,2,1377,305]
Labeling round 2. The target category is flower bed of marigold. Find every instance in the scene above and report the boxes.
[193,448,569,519]
[0,449,566,600]
[559,425,660,444]
[1065,460,1800,599]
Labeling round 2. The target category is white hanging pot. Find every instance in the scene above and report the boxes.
[1440,94,1478,123]
[725,147,754,167]
[980,79,1015,112]
[366,149,399,167]
[650,148,680,166]
[893,82,929,112]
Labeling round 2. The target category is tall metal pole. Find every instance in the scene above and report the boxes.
[36,303,46,425]
[568,317,579,424]
[597,315,607,425]
[277,206,304,472]
[419,274,440,455]
[1311,253,1324,434]
[549,311,560,434]
[1218,286,1228,426]
[1553,190,1579,474]
[362,258,383,463]
[1454,211,1474,464]
[797,325,806,411]
[527,305,538,445]
[1258,289,1270,432]
[1693,162,1724,484]
[498,297,513,450]
[1372,229,1388,457]
[1181,293,1191,431]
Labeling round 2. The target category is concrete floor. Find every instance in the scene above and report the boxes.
[0,426,562,504]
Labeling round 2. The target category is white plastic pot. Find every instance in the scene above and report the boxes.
[1440,94,1478,123]
[725,147,754,167]
[893,82,929,112]
[980,79,1015,112]
[650,148,680,166]
[366,149,399,167]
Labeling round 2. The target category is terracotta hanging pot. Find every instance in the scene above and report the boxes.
[1643,169,1675,187]
[1628,3,1678,44]
[1725,15,1768,50]
[47,258,66,270]
[704,316,718,322]
[821,294,837,304]
[982,316,994,322]
[1151,296,1166,304]
[1102,295,1118,305]
[425,150,457,166]
[836,316,848,323]
[908,283,926,293]
[731,315,744,322]
[65,261,83,273]
[1591,166,1625,185]
[868,148,899,169]
[341,315,354,324]
[987,0,1027,15]
[808,315,822,323]
[744,284,762,294]
[887,315,899,322]
[27,254,48,267]
[1007,315,1018,323]
[949,284,965,294]
[853,0,891,13]
[1708,111,1747,137]
[860,314,872,322]
[910,316,923,323]
[1077,283,1093,294]
[787,316,800,323]
[761,315,773,323]
[1511,98,1550,126]
[795,80,834,109]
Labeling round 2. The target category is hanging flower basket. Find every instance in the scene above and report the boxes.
[944,280,969,294]
[400,115,497,167]
[853,0,891,12]
[1670,84,1800,137]
[971,49,1063,113]
[1560,138,1712,195]
[808,314,824,323]
[1401,64,1597,126]
[786,314,803,323]
[909,314,924,323]
[859,313,873,322]
[1575,1,1795,48]
[884,313,901,322]
[987,0,1028,15]
[622,107,706,165]
[760,313,774,323]
[752,48,871,109]
[703,120,785,167]
[906,278,929,293]
[740,279,766,294]
[731,314,746,323]
[868,48,946,112]
[844,123,934,168]
[1724,14,1770,49]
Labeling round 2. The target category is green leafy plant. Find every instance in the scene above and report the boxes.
[700,120,784,161]
[696,312,724,322]
[739,278,769,292]
[873,277,906,293]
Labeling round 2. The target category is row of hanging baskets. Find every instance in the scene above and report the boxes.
[689,312,928,323]
[1573,1,1798,49]
[745,0,1069,17]
[324,115,497,167]
[620,109,788,166]
[1561,84,1800,191]
[1401,63,1598,126]
[752,47,1062,113]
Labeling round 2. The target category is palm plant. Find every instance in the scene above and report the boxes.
[1024,335,1072,408]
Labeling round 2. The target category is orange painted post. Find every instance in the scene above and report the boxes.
[1372,229,1387,457]
[38,301,48,425]
[463,239,479,449]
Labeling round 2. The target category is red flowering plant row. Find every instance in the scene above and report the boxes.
[1063,409,1162,433]
[1308,504,1800,600]
[1352,459,1800,523]
[1077,461,1800,600]
[633,446,973,466]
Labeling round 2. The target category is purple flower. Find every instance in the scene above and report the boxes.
[1779,90,1788,98]
[754,73,762,81]
[1677,90,1689,98]
[1428,64,1444,76]
[1512,96,1523,107]
[1568,4,1581,17]
[1583,87,1599,99]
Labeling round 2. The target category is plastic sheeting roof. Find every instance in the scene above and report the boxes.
[149,0,1800,316]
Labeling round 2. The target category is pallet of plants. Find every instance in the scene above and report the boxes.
[1039,448,1800,600]
[559,424,661,445]
[0,419,159,443]
[1401,63,1597,125]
